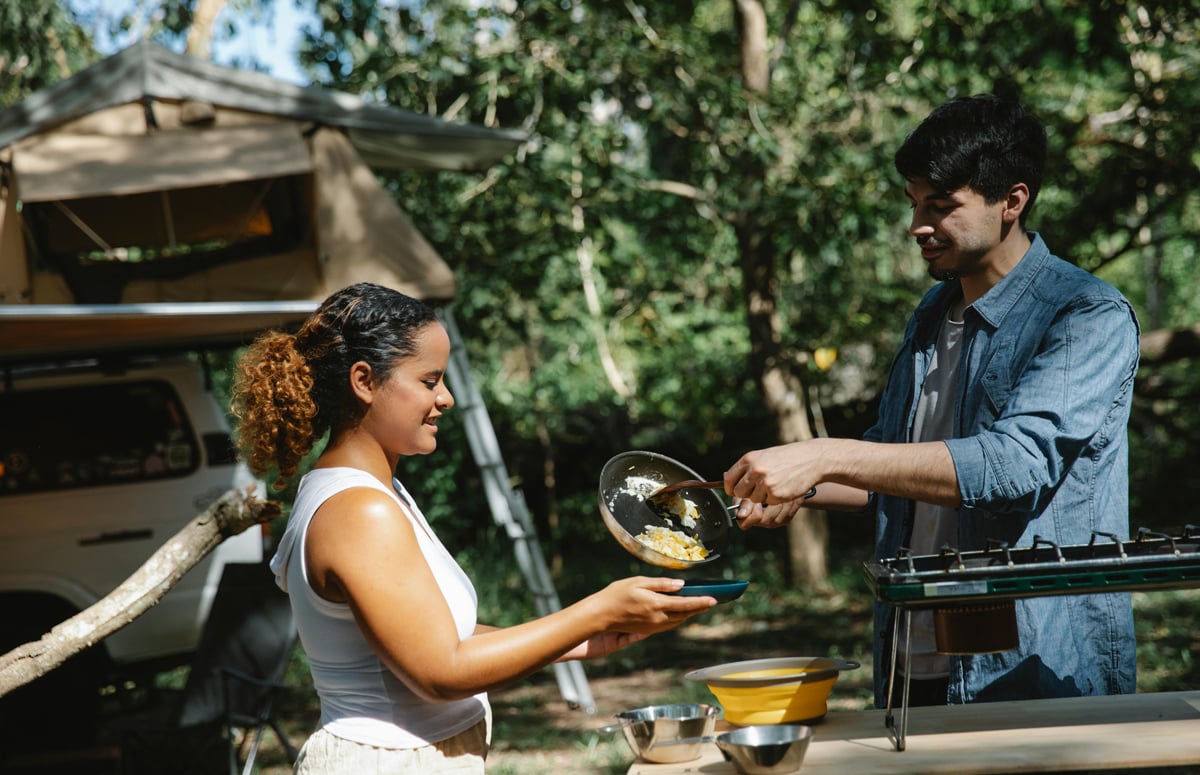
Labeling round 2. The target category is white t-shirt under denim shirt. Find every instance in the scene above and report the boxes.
[901,300,965,680]
[271,467,488,748]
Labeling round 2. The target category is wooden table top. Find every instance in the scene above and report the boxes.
[625,690,1200,774]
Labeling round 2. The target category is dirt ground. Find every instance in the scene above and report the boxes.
[253,591,877,774]
[482,614,874,774]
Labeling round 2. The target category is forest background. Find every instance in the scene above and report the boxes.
[2,1,1199,771]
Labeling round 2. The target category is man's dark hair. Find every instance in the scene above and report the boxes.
[894,94,1048,226]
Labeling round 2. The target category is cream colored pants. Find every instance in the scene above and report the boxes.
[294,715,490,774]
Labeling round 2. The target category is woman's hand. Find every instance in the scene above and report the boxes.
[557,631,649,661]
[592,576,716,636]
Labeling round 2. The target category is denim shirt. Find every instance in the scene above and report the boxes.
[865,233,1139,706]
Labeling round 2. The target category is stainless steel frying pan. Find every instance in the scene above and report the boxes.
[598,450,732,569]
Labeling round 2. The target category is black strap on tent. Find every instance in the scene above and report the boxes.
[142,95,159,130]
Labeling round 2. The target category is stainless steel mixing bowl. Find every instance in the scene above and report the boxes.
[716,724,813,774]
[603,702,721,764]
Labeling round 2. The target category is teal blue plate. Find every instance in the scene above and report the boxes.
[670,579,749,603]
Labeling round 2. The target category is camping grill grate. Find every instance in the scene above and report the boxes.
[863,525,1200,609]
[861,525,1200,752]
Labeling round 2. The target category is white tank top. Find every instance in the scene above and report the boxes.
[270,467,488,748]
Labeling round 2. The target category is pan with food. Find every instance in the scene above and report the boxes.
[598,450,733,569]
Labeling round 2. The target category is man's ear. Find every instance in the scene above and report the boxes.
[348,361,375,404]
[1004,183,1031,223]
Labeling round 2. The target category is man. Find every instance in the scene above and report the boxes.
[724,94,1139,707]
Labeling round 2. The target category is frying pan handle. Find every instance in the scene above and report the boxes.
[726,486,817,516]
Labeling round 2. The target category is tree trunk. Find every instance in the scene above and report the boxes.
[732,0,829,588]
[734,220,829,587]
[185,0,228,59]
[0,486,280,698]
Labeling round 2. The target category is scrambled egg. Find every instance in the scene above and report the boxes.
[618,475,710,561]
[635,525,709,562]
[659,491,700,530]
[619,475,665,499]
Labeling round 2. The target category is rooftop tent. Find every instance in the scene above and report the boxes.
[0,39,526,311]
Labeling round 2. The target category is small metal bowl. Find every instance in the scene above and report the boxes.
[603,702,721,763]
[716,724,813,774]
[598,450,732,569]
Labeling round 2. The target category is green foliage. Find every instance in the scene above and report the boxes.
[285,0,1200,570]
[9,0,1200,577]
[0,0,94,106]
[1134,589,1200,692]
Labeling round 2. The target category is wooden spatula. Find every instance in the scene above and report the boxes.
[648,479,724,503]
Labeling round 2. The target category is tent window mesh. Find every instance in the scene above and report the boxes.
[20,173,314,303]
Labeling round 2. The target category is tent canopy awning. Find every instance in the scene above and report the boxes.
[0,40,527,171]
[13,123,313,202]
[0,301,320,363]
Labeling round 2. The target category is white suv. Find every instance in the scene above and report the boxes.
[0,352,265,740]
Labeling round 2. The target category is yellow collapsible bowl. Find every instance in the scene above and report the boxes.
[684,657,860,725]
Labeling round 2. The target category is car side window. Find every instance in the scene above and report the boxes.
[0,380,199,496]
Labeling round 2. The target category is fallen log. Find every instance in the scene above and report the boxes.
[0,485,281,698]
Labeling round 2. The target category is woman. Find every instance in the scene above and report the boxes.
[231,282,715,773]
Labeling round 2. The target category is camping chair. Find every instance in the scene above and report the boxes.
[120,561,300,775]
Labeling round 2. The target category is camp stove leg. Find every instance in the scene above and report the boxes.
[883,608,913,752]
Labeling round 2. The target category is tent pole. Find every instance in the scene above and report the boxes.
[159,190,177,249]
[437,306,597,714]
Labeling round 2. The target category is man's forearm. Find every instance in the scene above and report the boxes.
[828,439,960,508]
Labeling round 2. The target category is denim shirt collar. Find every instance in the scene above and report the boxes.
[970,232,1050,328]
[913,231,1050,333]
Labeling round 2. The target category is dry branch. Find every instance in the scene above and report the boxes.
[0,486,281,698]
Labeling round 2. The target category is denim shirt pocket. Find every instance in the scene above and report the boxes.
[975,340,1013,423]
